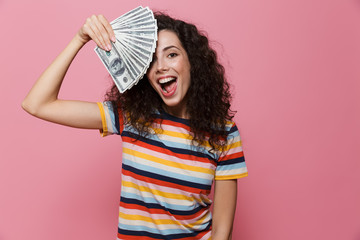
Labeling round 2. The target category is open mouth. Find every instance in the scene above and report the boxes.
[159,77,177,95]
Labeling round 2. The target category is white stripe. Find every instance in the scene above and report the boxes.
[121,186,197,206]
[215,167,248,176]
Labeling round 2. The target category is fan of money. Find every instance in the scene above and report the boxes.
[95,6,158,93]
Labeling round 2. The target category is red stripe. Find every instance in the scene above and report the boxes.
[117,229,211,240]
[122,136,216,166]
[117,234,158,240]
[119,201,209,220]
[219,151,244,161]
[153,118,191,131]
[117,107,124,134]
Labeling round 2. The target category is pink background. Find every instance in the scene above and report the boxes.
[1,0,360,239]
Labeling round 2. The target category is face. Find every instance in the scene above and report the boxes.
[146,30,191,118]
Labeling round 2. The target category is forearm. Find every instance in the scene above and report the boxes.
[22,34,86,115]
[211,179,237,240]
[21,15,116,129]
[212,228,232,240]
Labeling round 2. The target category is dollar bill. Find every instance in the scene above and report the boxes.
[95,43,133,92]
[95,6,157,93]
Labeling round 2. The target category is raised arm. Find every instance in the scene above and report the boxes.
[212,179,238,240]
[22,15,115,129]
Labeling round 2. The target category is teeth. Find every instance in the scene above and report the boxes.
[159,77,176,84]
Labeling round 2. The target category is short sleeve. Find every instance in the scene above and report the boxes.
[215,123,248,180]
[97,101,122,137]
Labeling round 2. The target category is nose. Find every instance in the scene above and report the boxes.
[155,57,169,73]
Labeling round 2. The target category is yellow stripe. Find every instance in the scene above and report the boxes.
[119,210,210,228]
[154,128,243,151]
[154,121,241,145]
[215,172,248,180]
[152,127,215,148]
[122,180,201,202]
[119,212,179,225]
[225,120,234,126]
[223,140,242,151]
[187,210,210,227]
[97,102,108,137]
[153,126,243,151]
[123,148,215,175]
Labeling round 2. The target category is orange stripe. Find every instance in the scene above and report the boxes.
[97,102,108,137]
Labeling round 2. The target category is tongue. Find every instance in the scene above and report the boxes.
[164,80,176,93]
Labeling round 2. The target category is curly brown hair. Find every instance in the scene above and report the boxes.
[105,12,235,151]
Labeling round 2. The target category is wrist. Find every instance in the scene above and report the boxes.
[73,33,89,47]
[212,231,231,240]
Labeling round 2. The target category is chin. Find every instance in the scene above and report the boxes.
[162,99,180,107]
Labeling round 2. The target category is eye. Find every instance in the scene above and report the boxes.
[168,52,178,58]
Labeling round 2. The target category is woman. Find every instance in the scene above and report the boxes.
[22,12,248,240]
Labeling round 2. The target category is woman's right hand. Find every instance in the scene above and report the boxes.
[76,14,116,52]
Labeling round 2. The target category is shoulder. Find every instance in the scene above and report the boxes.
[224,120,238,134]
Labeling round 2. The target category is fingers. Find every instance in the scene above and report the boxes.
[82,15,115,51]
[98,15,116,43]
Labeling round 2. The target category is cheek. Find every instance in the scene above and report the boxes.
[146,75,157,91]
[184,64,191,86]
[146,69,154,84]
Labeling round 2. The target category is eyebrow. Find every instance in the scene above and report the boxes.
[162,45,181,51]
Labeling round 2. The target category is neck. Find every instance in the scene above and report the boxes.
[163,104,189,119]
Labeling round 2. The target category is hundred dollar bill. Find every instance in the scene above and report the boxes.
[116,8,151,25]
[113,20,156,31]
[95,6,157,93]
[111,6,143,25]
[95,43,133,92]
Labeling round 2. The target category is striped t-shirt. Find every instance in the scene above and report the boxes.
[97,102,248,240]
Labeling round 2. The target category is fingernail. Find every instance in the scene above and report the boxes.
[111,36,116,42]
[107,44,112,50]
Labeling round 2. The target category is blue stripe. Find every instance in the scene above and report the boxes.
[121,192,202,211]
[104,101,120,134]
[228,124,238,134]
[123,158,213,186]
[217,156,245,166]
[121,197,209,215]
[113,104,120,134]
[216,161,247,171]
[226,132,240,144]
[118,223,193,235]
[157,109,190,126]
